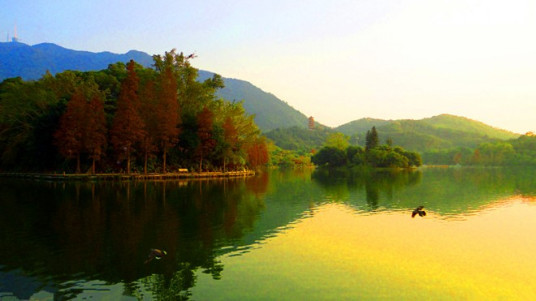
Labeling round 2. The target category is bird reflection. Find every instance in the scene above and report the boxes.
[411,206,426,218]
[144,248,167,264]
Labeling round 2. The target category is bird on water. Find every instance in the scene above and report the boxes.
[412,206,426,218]
[145,248,167,264]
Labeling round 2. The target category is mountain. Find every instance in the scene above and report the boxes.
[0,41,308,132]
[0,42,154,80]
[335,118,390,135]
[335,114,519,151]
[197,70,309,131]
[420,114,517,140]
[264,126,335,153]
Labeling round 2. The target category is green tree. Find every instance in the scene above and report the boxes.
[366,126,379,151]
[311,147,346,167]
[346,145,365,166]
[324,132,349,150]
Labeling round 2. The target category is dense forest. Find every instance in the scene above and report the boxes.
[312,127,422,168]
[0,50,269,173]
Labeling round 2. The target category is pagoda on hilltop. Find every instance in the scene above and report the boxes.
[308,116,315,130]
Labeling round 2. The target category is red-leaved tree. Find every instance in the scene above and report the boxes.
[84,94,107,174]
[196,106,216,171]
[54,89,86,173]
[154,52,181,173]
[110,60,146,174]
[138,78,158,174]
[247,137,269,169]
[222,116,238,171]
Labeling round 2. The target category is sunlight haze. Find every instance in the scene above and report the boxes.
[1,0,534,133]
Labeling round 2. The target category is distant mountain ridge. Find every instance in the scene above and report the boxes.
[0,41,154,80]
[335,114,519,151]
[266,114,520,153]
[0,41,308,132]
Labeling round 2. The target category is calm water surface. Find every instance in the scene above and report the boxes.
[1,167,536,300]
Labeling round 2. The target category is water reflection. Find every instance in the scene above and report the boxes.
[1,167,536,299]
[0,178,267,300]
[311,167,536,216]
[312,168,422,210]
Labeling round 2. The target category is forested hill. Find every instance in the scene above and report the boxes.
[335,114,519,151]
[0,42,308,132]
[198,71,309,131]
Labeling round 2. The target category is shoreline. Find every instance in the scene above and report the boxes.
[0,170,255,181]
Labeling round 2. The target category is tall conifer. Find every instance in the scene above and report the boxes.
[54,89,86,173]
[111,60,146,174]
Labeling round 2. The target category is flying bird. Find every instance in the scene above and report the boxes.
[144,248,167,264]
[411,206,426,218]
[186,53,197,60]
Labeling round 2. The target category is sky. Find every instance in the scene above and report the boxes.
[1,0,535,133]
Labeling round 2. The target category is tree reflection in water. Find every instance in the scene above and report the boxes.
[0,176,268,300]
[312,168,422,210]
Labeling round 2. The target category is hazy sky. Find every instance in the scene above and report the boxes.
[2,0,535,133]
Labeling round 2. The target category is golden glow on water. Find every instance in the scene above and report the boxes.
[193,197,536,300]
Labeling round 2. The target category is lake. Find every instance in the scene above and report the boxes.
[1,167,536,300]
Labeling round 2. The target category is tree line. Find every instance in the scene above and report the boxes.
[0,50,269,173]
[422,132,536,166]
[311,126,422,168]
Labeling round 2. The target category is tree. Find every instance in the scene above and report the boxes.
[84,94,107,174]
[472,149,481,164]
[196,106,216,171]
[311,146,346,167]
[216,101,260,168]
[346,146,365,166]
[247,137,269,169]
[138,77,158,174]
[54,89,87,173]
[222,116,239,171]
[324,132,349,150]
[453,152,462,165]
[153,51,181,173]
[54,79,106,173]
[110,60,146,174]
[366,126,379,151]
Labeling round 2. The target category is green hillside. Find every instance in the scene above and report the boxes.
[264,126,334,153]
[335,118,390,135]
[421,114,518,140]
[336,114,520,152]
[198,71,309,132]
